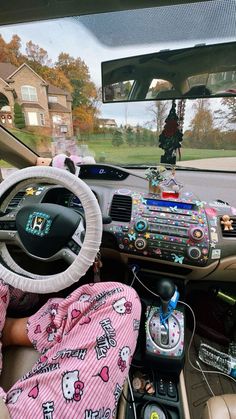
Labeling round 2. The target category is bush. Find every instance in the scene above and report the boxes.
[112,129,124,147]
[14,103,25,129]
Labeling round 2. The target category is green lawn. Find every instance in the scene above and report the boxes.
[87,138,236,165]
[2,129,236,167]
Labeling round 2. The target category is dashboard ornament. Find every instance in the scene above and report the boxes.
[145,166,167,195]
[221,215,234,231]
[159,101,183,165]
[161,167,183,199]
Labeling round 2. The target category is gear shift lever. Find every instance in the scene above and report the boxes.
[156,278,176,315]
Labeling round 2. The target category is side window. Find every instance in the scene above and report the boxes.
[39,113,45,126]
[21,85,38,102]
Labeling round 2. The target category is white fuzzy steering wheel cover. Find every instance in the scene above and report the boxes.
[0,166,103,293]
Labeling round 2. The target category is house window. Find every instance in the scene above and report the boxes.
[48,96,58,103]
[52,115,62,124]
[27,112,38,126]
[40,113,45,126]
[21,86,38,102]
[60,125,68,133]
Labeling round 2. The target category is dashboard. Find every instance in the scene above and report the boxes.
[7,164,236,282]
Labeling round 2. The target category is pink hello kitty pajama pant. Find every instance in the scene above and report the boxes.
[0,280,141,418]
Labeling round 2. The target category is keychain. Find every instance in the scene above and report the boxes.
[93,252,103,283]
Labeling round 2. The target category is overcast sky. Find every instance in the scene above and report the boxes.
[0,4,233,129]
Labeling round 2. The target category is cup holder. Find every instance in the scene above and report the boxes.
[140,401,169,418]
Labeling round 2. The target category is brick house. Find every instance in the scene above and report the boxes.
[0,62,73,137]
[98,118,117,129]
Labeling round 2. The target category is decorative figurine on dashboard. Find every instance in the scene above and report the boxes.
[159,101,183,165]
[161,166,183,199]
[145,165,167,194]
[221,214,234,231]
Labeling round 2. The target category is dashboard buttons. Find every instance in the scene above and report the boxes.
[134,238,147,250]
[187,246,202,260]
[135,219,148,232]
[189,227,204,241]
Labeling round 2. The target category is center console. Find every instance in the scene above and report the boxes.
[124,277,186,418]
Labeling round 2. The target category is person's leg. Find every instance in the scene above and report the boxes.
[0,280,10,401]
[6,282,141,419]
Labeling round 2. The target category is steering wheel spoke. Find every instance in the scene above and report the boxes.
[0,216,18,243]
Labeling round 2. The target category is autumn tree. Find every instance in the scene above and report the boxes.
[190,99,214,148]
[0,34,22,66]
[26,41,51,66]
[73,105,95,134]
[56,53,97,108]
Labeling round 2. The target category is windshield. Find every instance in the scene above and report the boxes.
[0,0,235,171]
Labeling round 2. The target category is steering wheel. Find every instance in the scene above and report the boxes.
[0,166,102,293]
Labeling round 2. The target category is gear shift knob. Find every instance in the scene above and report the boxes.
[156,278,176,314]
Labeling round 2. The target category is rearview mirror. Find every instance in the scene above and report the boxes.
[102,41,236,103]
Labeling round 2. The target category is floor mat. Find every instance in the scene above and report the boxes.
[184,331,236,419]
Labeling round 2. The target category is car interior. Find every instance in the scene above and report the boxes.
[0,1,236,419]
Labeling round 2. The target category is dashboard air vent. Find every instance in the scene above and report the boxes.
[110,194,132,222]
[221,217,236,238]
[7,191,25,209]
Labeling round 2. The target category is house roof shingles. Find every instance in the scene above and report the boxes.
[21,103,45,110]
[48,102,71,113]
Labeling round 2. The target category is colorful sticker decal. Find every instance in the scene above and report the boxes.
[211,233,218,242]
[25,187,37,196]
[195,201,205,208]
[210,217,217,227]
[211,249,221,259]
[205,208,217,217]
[35,186,45,196]
[128,232,136,241]
[171,253,184,264]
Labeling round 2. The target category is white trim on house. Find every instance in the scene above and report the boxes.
[0,77,10,88]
